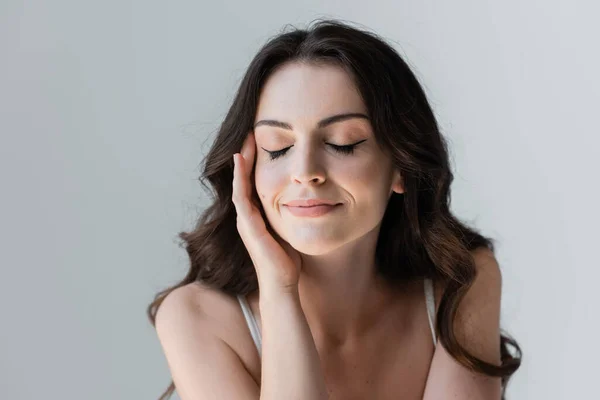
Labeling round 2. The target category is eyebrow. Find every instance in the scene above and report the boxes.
[253,112,370,130]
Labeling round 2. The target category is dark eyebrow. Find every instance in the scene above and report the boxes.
[253,112,370,130]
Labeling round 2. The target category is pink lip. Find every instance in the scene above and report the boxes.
[284,199,339,207]
[284,204,341,217]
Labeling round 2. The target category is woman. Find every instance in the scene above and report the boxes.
[147,19,521,400]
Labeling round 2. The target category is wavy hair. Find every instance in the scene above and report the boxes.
[147,18,522,400]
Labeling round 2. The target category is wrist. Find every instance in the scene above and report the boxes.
[258,281,300,307]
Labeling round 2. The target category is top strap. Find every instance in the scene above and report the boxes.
[237,294,262,357]
[423,278,437,346]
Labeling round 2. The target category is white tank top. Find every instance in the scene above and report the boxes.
[237,278,438,358]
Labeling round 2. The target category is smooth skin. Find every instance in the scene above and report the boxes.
[155,62,504,399]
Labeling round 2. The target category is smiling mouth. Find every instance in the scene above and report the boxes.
[283,203,342,217]
[294,204,337,207]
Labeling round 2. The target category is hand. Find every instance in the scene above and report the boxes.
[231,131,303,294]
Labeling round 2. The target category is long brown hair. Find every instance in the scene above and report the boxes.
[147,18,522,399]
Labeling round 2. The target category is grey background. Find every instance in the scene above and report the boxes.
[1,1,598,399]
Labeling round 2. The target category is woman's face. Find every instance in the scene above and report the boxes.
[253,62,404,255]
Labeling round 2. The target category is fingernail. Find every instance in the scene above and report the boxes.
[233,154,237,166]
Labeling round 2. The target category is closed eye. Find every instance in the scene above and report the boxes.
[262,139,367,161]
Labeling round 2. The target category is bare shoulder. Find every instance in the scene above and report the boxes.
[154,281,262,397]
[431,247,502,310]
[156,281,255,353]
[156,282,239,321]
[430,247,502,361]
[156,282,260,366]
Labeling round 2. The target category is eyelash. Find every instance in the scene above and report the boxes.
[263,140,367,161]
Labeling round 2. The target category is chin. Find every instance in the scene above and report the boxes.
[283,232,348,255]
[288,244,331,256]
[267,217,354,253]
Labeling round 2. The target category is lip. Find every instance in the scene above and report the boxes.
[284,203,341,217]
[284,199,340,207]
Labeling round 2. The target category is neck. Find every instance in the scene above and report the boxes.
[296,225,400,349]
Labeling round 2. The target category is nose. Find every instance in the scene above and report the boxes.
[290,143,326,185]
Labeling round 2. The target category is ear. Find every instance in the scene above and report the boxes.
[391,169,405,194]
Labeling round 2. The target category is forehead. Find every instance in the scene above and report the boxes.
[255,62,367,124]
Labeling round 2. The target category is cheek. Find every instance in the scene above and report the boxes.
[334,157,380,186]
[254,165,283,201]
[347,159,393,199]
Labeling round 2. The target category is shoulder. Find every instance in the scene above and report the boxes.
[155,282,222,326]
[431,247,502,307]
[155,282,262,381]
[153,283,263,394]
[155,282,258,363]
[461,247,503,325]
[423,248,504,396]
[155,281,243,340]
[432,246,502,363]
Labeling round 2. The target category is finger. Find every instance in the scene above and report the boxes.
[233,150,265,235]
[234,132,255,211]
[232,153,252,218]
[241,132,261,209]
[240,132,256,194]
[232,153,241,208]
